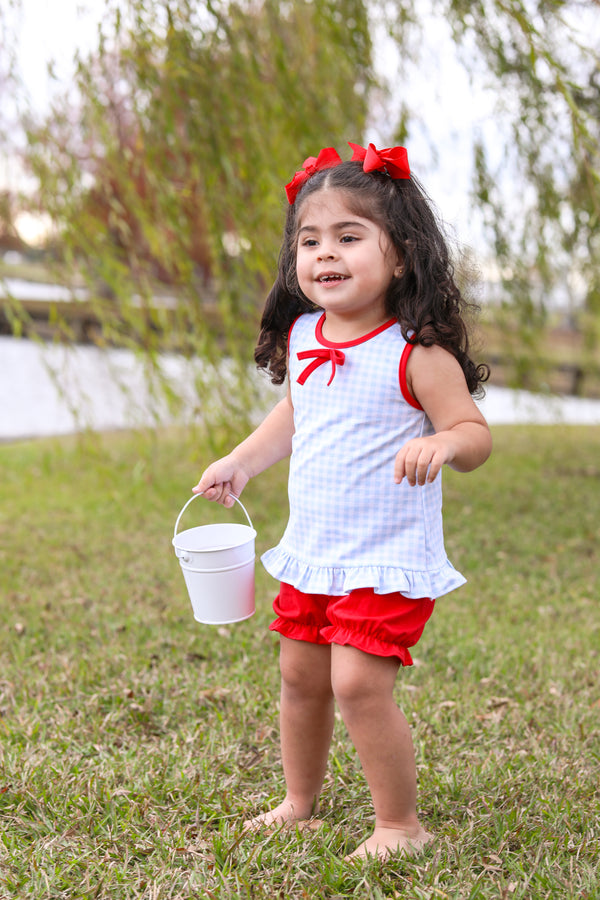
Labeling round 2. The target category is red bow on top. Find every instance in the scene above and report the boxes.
[297,347,345,386]
[285,147,343,204]
[349,142,410,179]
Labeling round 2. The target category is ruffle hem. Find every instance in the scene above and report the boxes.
[269,618,415,666]
[261,546,466,600]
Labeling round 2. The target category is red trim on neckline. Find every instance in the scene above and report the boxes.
[315,312,397,349]
[399,342,423,410]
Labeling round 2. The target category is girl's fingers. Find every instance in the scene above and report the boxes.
[394,454,407,484]
[397,448,423,486]
[427,452,445,483]
[395,446,444,485]
[193,478,233,505]
[214,481,233,505]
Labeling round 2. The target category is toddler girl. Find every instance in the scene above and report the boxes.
[194,142,492,860]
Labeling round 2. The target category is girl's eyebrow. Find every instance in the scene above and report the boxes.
[298,220,369,235]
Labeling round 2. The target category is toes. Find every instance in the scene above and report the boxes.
[242,815,325,834]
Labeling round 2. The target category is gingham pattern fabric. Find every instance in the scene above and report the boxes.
[261,311,466,599]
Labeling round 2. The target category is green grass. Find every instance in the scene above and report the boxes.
[0,425,598,899]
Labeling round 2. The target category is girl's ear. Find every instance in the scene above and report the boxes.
[393,249,405,278]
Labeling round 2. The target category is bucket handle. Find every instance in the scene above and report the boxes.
[174,492,254,539]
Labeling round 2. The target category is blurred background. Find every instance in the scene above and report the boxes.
[1,0,599,440]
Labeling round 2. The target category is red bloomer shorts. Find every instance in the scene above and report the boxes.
[269,582,435,667]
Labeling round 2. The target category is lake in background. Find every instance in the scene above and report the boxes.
[2,335,600,442]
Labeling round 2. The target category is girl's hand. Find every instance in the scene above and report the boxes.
[394,435,454,486]
[400,344,492,483]
[193,454,251,508]
[191,394,295,509]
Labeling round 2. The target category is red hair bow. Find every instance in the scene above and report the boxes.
[348,142,410,179]
[285,147,343,204]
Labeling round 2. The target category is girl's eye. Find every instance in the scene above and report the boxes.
[340,235,357,243]
[301,238,318,247]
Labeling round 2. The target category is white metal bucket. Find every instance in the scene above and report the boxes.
[172,493,256,625]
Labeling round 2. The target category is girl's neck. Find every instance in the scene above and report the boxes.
[319,309,392,344]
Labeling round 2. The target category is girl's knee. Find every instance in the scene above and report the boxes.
[331,646,398,712]
[281,659,333,703]
[331,666,373,711]
[279,639,332,699]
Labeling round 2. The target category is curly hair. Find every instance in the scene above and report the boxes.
[255,160,489,395]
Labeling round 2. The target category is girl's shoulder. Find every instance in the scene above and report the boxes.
[288,309,322,342]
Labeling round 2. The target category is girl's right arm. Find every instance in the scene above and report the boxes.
[193,388,295,507]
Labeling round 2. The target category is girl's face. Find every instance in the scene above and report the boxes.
[295,189,399,332]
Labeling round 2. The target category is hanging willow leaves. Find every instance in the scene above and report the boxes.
[372,0,599,392]
[24,0,373,430]
[20,0,600,405]
[444,0,599,388]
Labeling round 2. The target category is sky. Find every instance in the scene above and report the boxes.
[10,0,106,113]
[5,0,499,251]
[2,0,109,240]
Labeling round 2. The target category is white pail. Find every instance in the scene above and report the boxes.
[172,493,256,625]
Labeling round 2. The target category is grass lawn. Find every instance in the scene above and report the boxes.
[0,424,598,899]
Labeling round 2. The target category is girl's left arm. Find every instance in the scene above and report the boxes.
[395,344,492,486]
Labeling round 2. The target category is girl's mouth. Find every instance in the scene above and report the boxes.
[318,274,349,283]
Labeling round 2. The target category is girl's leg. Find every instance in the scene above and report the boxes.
[244,635,335,828]
[331,643,432,859]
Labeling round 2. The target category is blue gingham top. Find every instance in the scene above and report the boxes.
[261,311,466,599]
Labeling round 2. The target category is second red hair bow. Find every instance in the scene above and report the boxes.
[285,147,343,204]
[349,142,410,179]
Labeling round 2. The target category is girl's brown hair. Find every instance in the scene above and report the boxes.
[255,160,489,395]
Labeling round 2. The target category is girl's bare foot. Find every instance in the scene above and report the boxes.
[242,798,323,833]
[345,825,433,861]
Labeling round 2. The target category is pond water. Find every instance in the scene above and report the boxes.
[2,336,600,442]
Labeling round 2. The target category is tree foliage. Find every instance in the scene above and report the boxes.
[19,0,600,404]
[22,0,373,431]
[452,1,599,331]
[25,1,372,353]
[367,0,599,389]
[0,0,22,241]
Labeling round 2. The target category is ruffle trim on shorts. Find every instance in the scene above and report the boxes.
[268,618,414,665]
[261,546,466,600]
[321,624,414,666]
[268,616,330,645]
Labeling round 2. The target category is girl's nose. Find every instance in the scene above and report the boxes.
[317,244,337,261]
